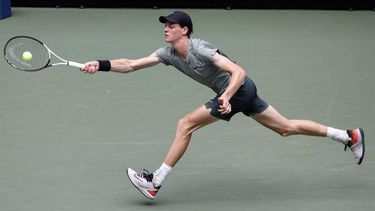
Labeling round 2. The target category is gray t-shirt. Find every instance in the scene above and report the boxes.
[155,38,230,94]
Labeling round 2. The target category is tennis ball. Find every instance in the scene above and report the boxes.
[22,51,32,61]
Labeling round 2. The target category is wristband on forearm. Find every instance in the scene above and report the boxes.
[97,60,111,72]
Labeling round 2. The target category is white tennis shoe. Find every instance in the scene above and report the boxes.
[345,128,365,165]
[126,168,161,199]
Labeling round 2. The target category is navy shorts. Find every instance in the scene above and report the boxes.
[205,77,269,121]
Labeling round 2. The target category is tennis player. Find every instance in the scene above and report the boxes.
[81,11,365,200]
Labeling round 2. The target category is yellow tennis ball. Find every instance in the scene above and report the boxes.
[22,51,32,61]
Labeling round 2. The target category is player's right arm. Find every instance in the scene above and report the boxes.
[82,52,160,74]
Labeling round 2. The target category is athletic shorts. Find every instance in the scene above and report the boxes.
[205,77,269,121]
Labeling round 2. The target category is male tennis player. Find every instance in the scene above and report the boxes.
[81,11,365,200]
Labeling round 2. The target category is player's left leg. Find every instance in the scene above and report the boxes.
[252,105,328,137]
[252,105,365,164]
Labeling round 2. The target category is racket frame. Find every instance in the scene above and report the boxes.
[4,36,84,71]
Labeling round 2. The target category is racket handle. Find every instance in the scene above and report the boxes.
[68,61,85,69]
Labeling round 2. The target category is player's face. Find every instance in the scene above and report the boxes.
[163,22,188,43]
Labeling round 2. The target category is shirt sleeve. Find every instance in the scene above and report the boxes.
[196,41,218,63]
[155,46,171,66]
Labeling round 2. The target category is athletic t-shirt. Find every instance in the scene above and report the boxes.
[155,38,230,94]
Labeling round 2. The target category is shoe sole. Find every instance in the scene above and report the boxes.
[126,168,155,200]
[358,128,365,165]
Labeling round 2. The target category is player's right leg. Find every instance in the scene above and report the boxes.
[127,105,219,199]
[163,105,219,167]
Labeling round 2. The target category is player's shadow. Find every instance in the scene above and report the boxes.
[132,176,361,206]
[121,168,366,208]
[119,195,170,207]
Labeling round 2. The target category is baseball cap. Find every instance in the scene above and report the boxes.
[159,11,193,35]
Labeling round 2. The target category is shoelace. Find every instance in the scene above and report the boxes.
[344,130,353,151]
[344,138,353,151]
[344,143,350,151]
[138,169,154,182]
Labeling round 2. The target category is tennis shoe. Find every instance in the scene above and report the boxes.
[126,168,161,200]
[345,128,365,165]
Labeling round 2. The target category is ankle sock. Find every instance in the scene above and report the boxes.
[152,163,173,186]
[327,127,350,144]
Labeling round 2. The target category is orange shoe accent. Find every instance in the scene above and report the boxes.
[147,190,158,197]
[351,130,359,145]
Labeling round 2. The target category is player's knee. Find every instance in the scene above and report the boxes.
[279,130,290,137]
[275,123,298,137]
[176,117,194,136]
[274,128,289,137]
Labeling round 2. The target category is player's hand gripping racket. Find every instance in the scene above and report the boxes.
[4,36,84,72]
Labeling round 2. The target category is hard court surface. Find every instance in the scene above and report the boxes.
[0,8,374,211]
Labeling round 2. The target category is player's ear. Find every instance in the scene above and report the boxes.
[181,26,189,36]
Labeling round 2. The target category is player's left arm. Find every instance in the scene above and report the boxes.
[212,52,247,114]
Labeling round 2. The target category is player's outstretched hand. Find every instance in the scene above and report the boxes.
[81,61,99,74]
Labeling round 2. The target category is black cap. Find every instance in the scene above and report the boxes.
[159,11,193,35]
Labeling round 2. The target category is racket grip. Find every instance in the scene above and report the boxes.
[68,61,85,69]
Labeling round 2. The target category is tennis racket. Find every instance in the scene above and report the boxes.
[3,36,84,72]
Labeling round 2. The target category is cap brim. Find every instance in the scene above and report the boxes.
[159,16,178,23]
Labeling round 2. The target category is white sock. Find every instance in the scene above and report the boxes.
[152,163,173,187]
[327,127,350,144]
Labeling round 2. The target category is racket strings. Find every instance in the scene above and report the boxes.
[4,37,50,71]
